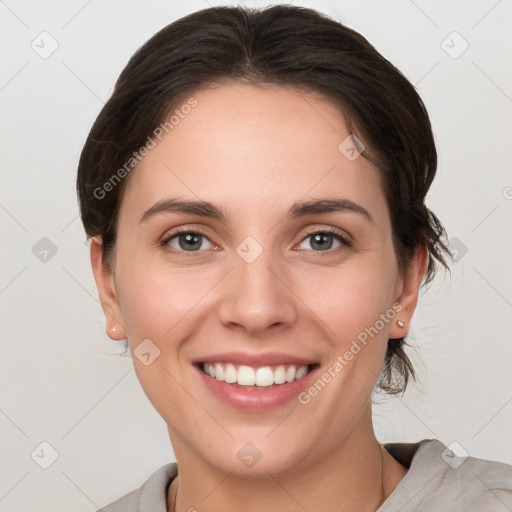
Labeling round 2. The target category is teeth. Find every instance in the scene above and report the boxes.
[224,363,237,383]
[237,365,255,386]
[214,363,225,382]
[274,365,286,384]
[255,367,274,387]
[295,365,308,380]
[285,366,296,383]
[202,362,312,387]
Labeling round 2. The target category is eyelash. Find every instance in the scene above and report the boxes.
[161,227,352,256]
[299,228,352,253]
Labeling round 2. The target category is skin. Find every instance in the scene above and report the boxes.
[91,84,428,512]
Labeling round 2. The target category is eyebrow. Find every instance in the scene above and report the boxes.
[139,196,374,224]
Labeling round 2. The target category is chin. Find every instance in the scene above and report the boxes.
[194,433,311,479]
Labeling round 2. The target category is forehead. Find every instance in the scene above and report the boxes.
[120,84,388,225]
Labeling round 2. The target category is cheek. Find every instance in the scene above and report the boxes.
[312,260,398,341]
[114,265,202,419]
[116,260,208,341]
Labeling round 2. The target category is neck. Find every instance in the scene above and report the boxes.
[167,410,408,512]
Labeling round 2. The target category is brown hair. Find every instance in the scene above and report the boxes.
[76,5,451,395]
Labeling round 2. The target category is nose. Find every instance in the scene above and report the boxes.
[217,245,298,336]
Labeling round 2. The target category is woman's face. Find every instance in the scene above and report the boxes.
[92,84,425,477]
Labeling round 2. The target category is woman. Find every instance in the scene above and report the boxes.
[76,5,512,511]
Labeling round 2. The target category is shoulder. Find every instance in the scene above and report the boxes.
[441,444,512,510]
[97,462,178,512]
[381,439,512,511]
[98,487,142,512]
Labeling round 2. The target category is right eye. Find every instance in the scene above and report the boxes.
[162,229,216,254]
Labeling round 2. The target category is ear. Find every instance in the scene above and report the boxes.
[90,236,127,341]
[388,244,429,339]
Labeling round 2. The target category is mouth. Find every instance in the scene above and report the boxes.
[197,362,319,390]
[194,357,320,411]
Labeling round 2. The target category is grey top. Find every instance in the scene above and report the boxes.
[98,439,512,511]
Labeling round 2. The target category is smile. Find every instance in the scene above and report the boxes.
[194,352,320,411]
[199,362,316,388]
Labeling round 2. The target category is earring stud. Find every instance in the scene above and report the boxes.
[397,320,405,328]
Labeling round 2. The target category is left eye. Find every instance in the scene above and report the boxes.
[297,230,349,252]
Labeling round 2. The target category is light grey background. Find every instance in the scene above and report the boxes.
[1,0,511,510]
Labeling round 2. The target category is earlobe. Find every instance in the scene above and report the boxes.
[106,323,125,341]
[389,245,429,339]
[89,236,127,341]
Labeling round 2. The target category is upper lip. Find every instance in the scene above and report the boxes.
[193,352,318,367]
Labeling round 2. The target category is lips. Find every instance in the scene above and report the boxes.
[193,352,320,411]
[195,351,317,367]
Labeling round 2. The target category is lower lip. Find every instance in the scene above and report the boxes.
[195,365,319,412]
